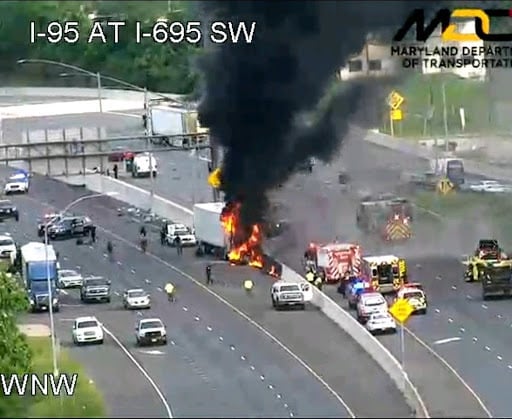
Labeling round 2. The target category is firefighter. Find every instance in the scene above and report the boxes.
[243,279,254,293]
[113,164,119,179]
[205,264,212,285]
[305,270,315,284]
[164,282,175,301]
[90,225,97,243]
[160,227,166,246]
[314,275,323,290]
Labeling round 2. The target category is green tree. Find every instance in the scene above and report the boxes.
[0,272,31,418]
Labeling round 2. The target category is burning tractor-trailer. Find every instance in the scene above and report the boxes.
[193,201,281,277]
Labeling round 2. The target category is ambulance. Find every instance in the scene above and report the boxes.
[361,255,407,294]
[304,242,362,283]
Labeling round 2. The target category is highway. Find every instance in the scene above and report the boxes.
[117,122,499,417]
[1,169,403,418]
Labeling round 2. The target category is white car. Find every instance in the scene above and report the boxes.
[135,318,167,346]
[469,180,507,193]
[165,223,197,246]
[271,280,312,310]
[0,233,16,261]
[357,292,388,323]
[366,312,397,335]
[123,288,151,310]
[58,269,83,288]
[4,173,29,195]
[72,316,104,345]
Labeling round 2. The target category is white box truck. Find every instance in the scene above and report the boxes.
[429,157,465,186]
[193,202,230,257]
[151,105,186,146]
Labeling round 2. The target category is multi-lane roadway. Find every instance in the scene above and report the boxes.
[117,121,502,416]
[7,166,414,417]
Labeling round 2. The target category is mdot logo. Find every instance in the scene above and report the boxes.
[393,8,512,43]
[391,8,512,71]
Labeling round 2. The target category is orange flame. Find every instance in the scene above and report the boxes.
[220,202,264,269]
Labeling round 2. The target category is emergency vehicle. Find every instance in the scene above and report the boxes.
[361,255,407,294]
[304,242,362,283]
[396,283,427,314]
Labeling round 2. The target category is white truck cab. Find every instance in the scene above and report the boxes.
[165,223,197,246]
[132,153,158,178]
[135,318,167,346]
[271,280,312,311]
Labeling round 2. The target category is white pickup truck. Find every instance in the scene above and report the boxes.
[271,280,312,311]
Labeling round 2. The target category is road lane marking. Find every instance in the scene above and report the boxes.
[101,326,174,418]
[404,326,492,417]
[30,196,357,417]
[433,337,461,345]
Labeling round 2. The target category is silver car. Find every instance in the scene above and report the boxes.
[58,269,83,288]
[123,288,151,310]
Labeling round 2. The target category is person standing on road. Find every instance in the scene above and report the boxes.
[139,225,146,237]
[205,264,212,285]
[160,228,166,246]
[113,164,119,179]
[90,225,97,243]
[175,236,183,255]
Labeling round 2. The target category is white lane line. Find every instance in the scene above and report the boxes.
[106,111,141,118]
[404,326,492,417]
[433,337,461,345]
[60,289,68,295]
[29,196,356,418]
[101,326,173,418]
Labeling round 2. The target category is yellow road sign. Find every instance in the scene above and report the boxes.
[208,168,222,188]
[390,109,403,121]
[437,178,454,195]
[387,90,404,110]
[389,298,415,324]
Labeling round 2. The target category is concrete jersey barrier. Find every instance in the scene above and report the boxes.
[75,173,428,417]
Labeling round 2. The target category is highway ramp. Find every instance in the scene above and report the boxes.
[119,124,496,416]
[5,173,367,418]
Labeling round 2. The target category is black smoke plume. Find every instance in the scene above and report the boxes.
[198,1,438,235]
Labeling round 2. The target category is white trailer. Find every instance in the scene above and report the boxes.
[193,202,230,257]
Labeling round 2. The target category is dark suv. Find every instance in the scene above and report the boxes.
[0,200,19,222]
[47,216,93,240]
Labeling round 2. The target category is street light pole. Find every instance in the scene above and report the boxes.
[42,191,118,377]
[144,88,155,211]
[96,72,103,114]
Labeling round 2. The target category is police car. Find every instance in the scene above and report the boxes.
[396,283,427,314]
[346,278,372,309]
[4,171,29,195]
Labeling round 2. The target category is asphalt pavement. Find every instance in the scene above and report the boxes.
[118,123,497,417]
[5,171,368,418]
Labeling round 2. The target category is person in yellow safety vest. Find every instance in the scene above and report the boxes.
[473,264,479,282]
[305,271,315,283]
[314,275,323,290]
[243,279,254,293]
[164,283,175,301]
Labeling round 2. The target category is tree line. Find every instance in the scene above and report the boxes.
[0,1,200,93]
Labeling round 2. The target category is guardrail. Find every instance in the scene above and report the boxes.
[72,172,428,417]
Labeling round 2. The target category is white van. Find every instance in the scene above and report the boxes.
[132,153,158,178]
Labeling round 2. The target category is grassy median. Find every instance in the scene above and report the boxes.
[26,337,105,418]
[381,73,493,137]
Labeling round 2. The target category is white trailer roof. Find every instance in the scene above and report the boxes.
[363,255,398,265]
[21,242,57,262]
[193,202,224,214]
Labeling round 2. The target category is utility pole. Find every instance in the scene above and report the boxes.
[442,81,449,152]
[144,88,155,211]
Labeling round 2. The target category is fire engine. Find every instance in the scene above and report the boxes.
[361,255,408,294]
[303,242,362,283]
